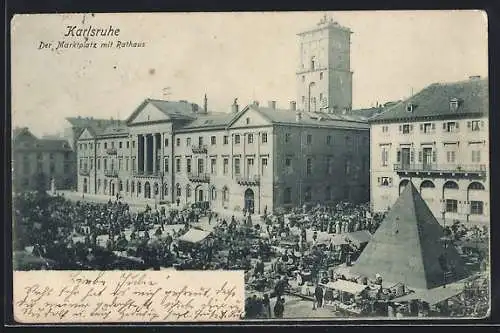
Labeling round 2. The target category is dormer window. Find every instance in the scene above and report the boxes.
[406,103,415,112]
[311,57,316,70]
[449,98,460,111]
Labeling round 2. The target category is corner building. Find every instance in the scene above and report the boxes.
[369,77,489,224]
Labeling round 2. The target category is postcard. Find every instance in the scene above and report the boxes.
[10,11,490,322]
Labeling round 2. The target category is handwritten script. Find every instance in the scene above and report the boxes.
[13,270,245,323]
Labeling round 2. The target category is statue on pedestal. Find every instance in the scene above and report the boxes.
[50,178,56,195]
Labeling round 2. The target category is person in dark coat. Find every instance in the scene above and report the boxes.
[315,284,324,308]
[262,293,271,318]
[273,297,285,318]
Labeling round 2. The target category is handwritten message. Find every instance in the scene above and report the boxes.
[13,270,245,323]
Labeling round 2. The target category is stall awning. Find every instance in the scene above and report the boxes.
[178,229,211,244]
[391,286,463,305]
[321,279,368,295]
[330,234,349,246]
[346,230,372,245]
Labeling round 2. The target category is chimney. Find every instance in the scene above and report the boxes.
[469,75,481,80]
[232,98,239,113]
[268,101,277,110]
[296,112,302,122]
[203,94,208,113]
[290,101,297,111]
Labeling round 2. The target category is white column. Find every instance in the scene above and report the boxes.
[143,134,148,174]
[153,133,157,174]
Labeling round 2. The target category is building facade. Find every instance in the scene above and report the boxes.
[369,77,489,224]
[76,99,370,214]
[296,15,353,113]
[12,127,75,192]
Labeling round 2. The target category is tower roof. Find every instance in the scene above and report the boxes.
[350,181,466,289]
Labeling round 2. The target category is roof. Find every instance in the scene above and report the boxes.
[371,78,488,123]
[179,112,235,130]
[66,117,118,128]
[392,285,463,305]
[350,181,466,290]
[178,229,211,244]
[126,99,199,124]
[97,122,130,137]
[244,106,369,130]
[350,107,387,120]
[346,230,372,245]
[321,280,368,295]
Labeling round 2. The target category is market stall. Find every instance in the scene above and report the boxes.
[320,279,368,315]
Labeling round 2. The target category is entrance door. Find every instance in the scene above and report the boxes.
[423,148,433,170]
[401,148,411,168]
[83,178,88,193]
[244,188,255,214]
[198,189,204,202]
[144,182,151,199]
[111,182,115,196]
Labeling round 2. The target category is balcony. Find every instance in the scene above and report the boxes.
[393,163,487,178]
[133,171,161,178]
[188,173,210,183]
[104,169,119,177]
[79,169,90,176]
[191,145,208,154]
[236,175,261,186]
[106,148,117,155]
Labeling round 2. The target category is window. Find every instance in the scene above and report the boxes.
[127,141,130,148]
[402,124,411,134]
[262,158,268,175]
[119,180,123,191]
[247,158,254,172]
[211,187,217,200]
[49,153,55,160]
[104,159,108,170]
[285,158,292,173]
[186,137,191,146]
[446,151,456,163]
[285,133,291,143]
[176,158,181,172]
[446,199,458,213]
[379,177,391,186]
[284,188,292,204]
[326,135,332,145]
[111,142,114,148]
[211,136,216,145]
[186,185,191,198]
[262,133,268,143]
[470,120,481,131]
[444,122,459,132]
[126,180,129,192]
[305,187,312,202]
[381,147,389,167]
[421,123,435,133]
[187,158,192,173]
[248,134,253,144]
[119,141,122,149]
[325,186,331,200]
[246,117,250,125]
[132,141,135,148]
[198,136,204,146]
[223,136,229,145]
[345,159,351,176]
[306,134,312,145]
[197,159,204,174]
[223,187,229,202]
[176,138,180,146]
[326,157,333,175]
[310,57,315,70]
[176,184,181,197]
[118,158,122,170]
[164,138,168,147]
[235,135,241,144]
[211,158,217,174]
[306,158,312,175]
[382,125,389,133]
[470,201,484,215]
[97,158,101,170]
[320,72,323,80]
[223,158,229,174]
[137,182,142,194]
[125,158,129,171]
[164,158,169,172]
[472,150,481,163]
[234,158,241,175]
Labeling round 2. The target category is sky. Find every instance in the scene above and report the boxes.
[11,10,488,137]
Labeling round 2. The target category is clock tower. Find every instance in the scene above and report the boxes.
[296,15,353,113]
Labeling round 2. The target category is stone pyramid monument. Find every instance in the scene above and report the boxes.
[350,181,466,289]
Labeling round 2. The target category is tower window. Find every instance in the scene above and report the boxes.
[320,72,323,80]
[311,57,315,70]
[302,75,305,82]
